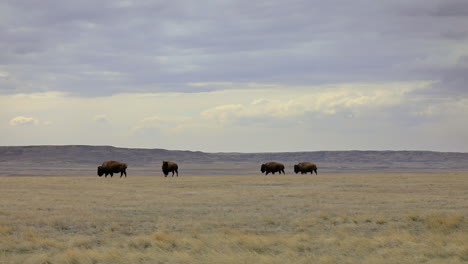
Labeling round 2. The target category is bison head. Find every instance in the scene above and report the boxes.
[260,164,266,173]
[162,161,169,175]
[294,165,299,174]
[97,166,104,176]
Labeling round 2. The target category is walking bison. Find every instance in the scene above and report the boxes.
[97,160,127,178]
[162,161,179,177]
[294,162,318,175]
[260,162,285,175]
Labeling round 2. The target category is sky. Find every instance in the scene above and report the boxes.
[1,0,468,152]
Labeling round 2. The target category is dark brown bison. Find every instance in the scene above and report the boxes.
[294,162,318,175]
[162,161,178,177]
[97,160,127,178]
[260,162,285,175]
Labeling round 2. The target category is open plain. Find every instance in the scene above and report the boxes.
[0,173,467,264]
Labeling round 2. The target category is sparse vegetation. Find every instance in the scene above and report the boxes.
[0,173,466,263]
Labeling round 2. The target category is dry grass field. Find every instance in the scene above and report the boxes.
[0,173,467,264]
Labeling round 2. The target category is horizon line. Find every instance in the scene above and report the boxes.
[1,144,466,154]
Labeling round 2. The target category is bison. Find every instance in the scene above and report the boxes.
[294,162,318,175]
[162,161,178,177]
[97,160,127,178]
[260,162,285,175]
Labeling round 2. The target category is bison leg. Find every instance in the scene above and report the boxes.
[314,169,317,175]
[176,169,178,176]
[282,169,285,174]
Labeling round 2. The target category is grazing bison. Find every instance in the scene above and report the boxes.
[261,162,285,175]
[162,161,178,177]
[97,160,127,178]
[294,162,318,175]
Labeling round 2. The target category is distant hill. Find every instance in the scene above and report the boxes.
[1,145,467,176]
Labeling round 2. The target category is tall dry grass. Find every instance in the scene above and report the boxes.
[0,173,467,263]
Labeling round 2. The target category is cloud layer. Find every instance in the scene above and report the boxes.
[1,0,467,96]
[2,81,468,152]
[1,0,467,151]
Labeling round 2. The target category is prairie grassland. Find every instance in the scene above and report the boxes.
[0,173,467,264]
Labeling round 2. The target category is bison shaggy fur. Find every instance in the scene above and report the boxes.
[162,161,179,177]
[294,162,317,175]
[260,162,285,175]
[97,160,127,178]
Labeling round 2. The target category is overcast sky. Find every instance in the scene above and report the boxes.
[1,0,468,152]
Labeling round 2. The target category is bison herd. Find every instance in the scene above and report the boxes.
[97,160,317,178]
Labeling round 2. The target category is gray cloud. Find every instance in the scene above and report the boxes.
[0,0,467,98]
[93,114,109,124]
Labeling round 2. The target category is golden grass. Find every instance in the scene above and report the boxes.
[0,173,467,263]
